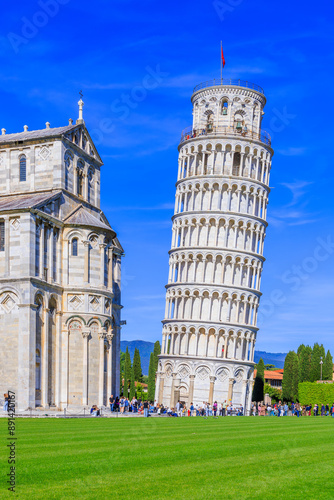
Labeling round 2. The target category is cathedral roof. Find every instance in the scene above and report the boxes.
[63,205,115,234]
[0,190,61,211]
[0,125,77,144]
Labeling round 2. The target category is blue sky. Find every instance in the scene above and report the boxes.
[0,0,333,353]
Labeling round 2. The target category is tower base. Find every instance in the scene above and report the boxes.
[156,355,254,415]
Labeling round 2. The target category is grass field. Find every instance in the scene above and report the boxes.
[1,416,334,499]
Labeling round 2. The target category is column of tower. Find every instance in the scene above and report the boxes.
[156,79,273,412]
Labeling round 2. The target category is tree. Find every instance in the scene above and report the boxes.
[153,340,161,373]
[298,345,312,383]
[136,382,143,400]
[123,347,131,397]
[264,383,282,402]
[282,351,299,401]
[264,364,277,371]
[252,358,265,402]
[323,350,333,381]
[147,352,156,402]
[310,343,325,382]
[120,351,125,394]
[297,344,306,358]
[133,348,142,382]
[129,364,136,400]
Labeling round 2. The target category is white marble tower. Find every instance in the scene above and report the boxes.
[155,79,273,414]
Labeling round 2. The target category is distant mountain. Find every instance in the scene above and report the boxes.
[253,351,287,369]
[121,340,287,374]
[121,340,155,375]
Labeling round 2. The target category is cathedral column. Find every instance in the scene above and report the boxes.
[209,376,216,405]
[41,308,49,408]
[55,312,63,408]
[56,229,62,284]
[108,247,113,289]
[107,332,114,399]
[99,243,107,287]
[64,239,69,285]
[82,329,90,406]
[5,215,9,276]
[98,330,107,406]
[60,328,69,408]
[84,173,88,200]
[188,374,195,406]
[83,240,90,284]
[48,225,54,283]
[39,222,45,280]
[17,303,37,411]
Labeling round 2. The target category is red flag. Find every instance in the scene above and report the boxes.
[221,45,226,68]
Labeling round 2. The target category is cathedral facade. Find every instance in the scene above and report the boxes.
[156,79,273,414]
[0,100,123,411]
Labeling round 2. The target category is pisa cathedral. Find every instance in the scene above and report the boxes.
[0,100,123,411]
[156,79,273,414]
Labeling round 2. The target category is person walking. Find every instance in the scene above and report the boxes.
[109,394,114,412]
[222,400,227,417]
[213,401,217,417]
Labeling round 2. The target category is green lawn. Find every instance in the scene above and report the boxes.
[1,416,334,499]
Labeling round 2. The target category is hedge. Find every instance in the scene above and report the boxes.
[298,382,334,407]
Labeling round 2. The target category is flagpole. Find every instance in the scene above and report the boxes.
[220,41,222,83]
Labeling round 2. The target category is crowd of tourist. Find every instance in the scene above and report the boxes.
[252,402,334,417]
[104,395,243,417]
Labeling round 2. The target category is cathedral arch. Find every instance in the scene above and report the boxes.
[87,316,104,327]
[65,315,86,326]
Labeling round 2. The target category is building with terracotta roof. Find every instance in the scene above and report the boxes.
[0,100,123,411]
[254,369,283,389]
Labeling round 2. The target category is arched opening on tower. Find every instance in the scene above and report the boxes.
[232,152,241,176]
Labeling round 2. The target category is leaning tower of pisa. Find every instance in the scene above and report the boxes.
[155,78,273,414]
